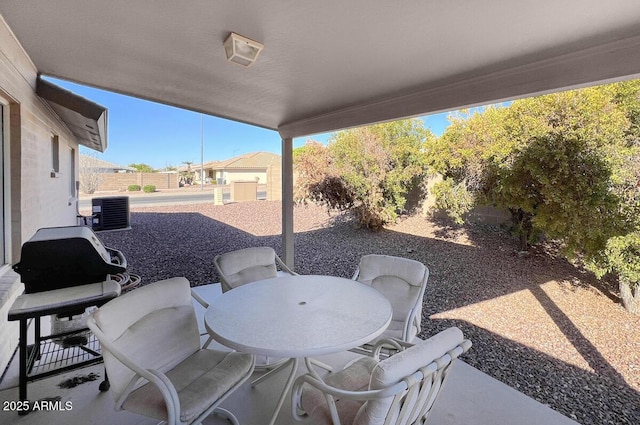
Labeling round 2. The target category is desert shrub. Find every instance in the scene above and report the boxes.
[79,154,104,194]
[589,232,640,314]
[295,119,432,230]
[128,184,141,191]
[430,178,474,224]
[143,185,156,193]
[428,86,636,255]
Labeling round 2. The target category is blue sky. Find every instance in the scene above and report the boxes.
[49,77,454,169]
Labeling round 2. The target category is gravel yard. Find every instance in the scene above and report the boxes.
[94,200,640,425]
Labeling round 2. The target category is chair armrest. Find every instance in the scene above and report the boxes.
[146,368,182,425]
[403,268,429,340]
[351,267,360,280]
[403,306,419,341]
[275,254,298,275]
[372,337,414,360]
[190,288,209,309]
[295,373,407,400]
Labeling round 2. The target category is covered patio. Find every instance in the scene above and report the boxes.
[1,1,640,424]
[2,1,640,266]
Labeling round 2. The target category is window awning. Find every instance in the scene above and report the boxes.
[36,77,108,152]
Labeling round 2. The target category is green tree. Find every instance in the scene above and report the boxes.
[428,81,640,313]
[593,81,640,312]
[604,79,640,140]
[129,163,155,173]
[295,119,432,230]
[293,141,332,204]
[426,106,511,224]
[591,233,640,314]
[429,85,636,259]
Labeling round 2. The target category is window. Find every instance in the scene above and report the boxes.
[51,134,59,175]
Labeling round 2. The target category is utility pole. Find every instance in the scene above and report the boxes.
[200,114,204,191]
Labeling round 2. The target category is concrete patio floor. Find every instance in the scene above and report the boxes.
[0,284,580,425]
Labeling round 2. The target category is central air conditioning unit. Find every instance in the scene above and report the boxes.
[91,196,130,231]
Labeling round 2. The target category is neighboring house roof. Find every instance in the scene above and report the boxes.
[210,152,280,170]
[179,152,280,172]
[80,155,136,172]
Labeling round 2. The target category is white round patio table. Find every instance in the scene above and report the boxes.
[204,274,392,425]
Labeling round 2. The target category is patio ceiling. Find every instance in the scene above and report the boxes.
[2,1,640,138]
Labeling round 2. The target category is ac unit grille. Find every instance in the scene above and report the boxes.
[92,196,130,231]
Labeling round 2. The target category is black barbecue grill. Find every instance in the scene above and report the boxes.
[8,226,126,408]
[13,226,126,293]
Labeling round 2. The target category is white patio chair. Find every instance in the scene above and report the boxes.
[214,246,296,293]
[87,277,255,425]
[351,254,429,355]
[209,247,295,371]
[292,327,471,425]
[212,246,332,376]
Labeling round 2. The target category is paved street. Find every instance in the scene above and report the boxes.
[78,186,267,209]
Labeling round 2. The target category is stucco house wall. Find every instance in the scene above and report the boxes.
[223,169,266,184]
[201,152,282,199]
[0,17,84,373]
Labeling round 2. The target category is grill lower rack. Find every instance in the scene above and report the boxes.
[8,280,121,408]
[27,327,103,378]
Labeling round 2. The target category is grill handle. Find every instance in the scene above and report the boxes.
[106,247,127,270]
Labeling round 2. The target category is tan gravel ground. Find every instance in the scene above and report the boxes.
[94,201,640,425]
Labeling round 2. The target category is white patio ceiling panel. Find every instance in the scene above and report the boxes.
[2,0,640,138]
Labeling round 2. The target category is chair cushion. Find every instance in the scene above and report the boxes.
[369,276,422,324]
[301,357,378,425]
[95,277,193,340]
[355,255,427,339]
[217,247,279,289]
[228,264,278,288]
[370,328,463,388]
[94,277,201,398]
[356,255,426,288]
[122,349,254,423]
[354,327,464,425]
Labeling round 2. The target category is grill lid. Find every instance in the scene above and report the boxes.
[13,226,127,293]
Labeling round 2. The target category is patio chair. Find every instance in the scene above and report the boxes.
[292,327,471,425]
[210,246,297,366]
[351,254,429,356]
[214,246,297,293]
[87,277,255,425]
[212,246,331,375]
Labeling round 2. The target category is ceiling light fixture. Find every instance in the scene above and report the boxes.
[223,32,264,67]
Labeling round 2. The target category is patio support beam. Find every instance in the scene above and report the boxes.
[281,137,294,268]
